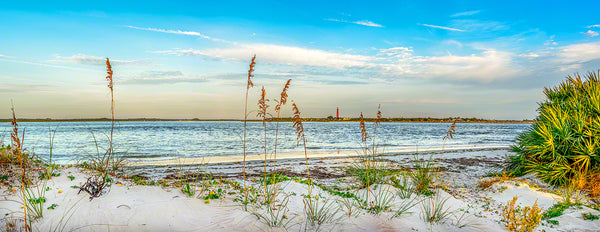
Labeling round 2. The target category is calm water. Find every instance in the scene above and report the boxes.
[0,121,530,164]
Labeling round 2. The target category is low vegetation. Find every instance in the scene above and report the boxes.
[501,196,542,232]
[511,71,600,189]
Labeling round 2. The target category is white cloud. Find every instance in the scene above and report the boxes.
[158,44,374,69]
[125,25,229,43]
[419,50,519,81]
[556,41,600,64]
[377,47,413,58]
[582,30,599,37]
[157,43,522,82]
[50,54,153,66]
[451,10,481,17]
[419,24,464,32]
[518,52,540,58]
[588,25,600,28]
[325,18,384,28]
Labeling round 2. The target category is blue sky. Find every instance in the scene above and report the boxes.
[1,1,599,119]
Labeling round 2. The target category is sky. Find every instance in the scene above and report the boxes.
[1,1,599,120]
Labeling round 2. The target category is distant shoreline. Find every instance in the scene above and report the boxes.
[0,117,533,124]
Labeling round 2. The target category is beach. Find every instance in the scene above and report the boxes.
[3,146,599,231]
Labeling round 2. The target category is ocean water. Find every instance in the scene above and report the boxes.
[0,121,530,164]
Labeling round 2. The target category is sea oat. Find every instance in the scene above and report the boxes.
[360,113,369,143]
[105,58,114,170]
[257,86,270,198]
[10,103,29,231]
[242,55,256,207]
[443,117,459,141]
[292,102,311,196]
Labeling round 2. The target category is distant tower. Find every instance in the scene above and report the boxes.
[336,107,339,119]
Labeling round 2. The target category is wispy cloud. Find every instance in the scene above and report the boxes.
[157,42,525,82]
[544,36,558,46]
[0,58,93,71]
[443,40,463,47]
[122,71,208,85]
[449,20,508,32]
[582,30,599,37]
[325,18,384,28]
[353,20,384,28]
[0,83,54,93]
[50,54,153,66]
[451,10,481,17]
[588,25,600,28]
[518,52,540,58]
[156,44,374,69]
[125,25,230,43]
[419,23,464,32]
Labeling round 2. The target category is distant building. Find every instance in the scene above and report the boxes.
[336,107,339,119]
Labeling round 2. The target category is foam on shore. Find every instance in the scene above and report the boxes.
[127,144,509,166]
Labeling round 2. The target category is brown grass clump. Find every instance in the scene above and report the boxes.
[10,103,31,231]
[585,172,600,198]
[502,196,542,232]
[242,54,256,207]
[477,171,515,190]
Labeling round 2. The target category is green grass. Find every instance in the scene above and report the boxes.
[409,155,436,195]
[543,202,578,219]
[346,160,397,188]
[582,212,599,220]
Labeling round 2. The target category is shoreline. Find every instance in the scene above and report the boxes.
[127,144,510,167]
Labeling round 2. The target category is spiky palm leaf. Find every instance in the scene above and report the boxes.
[513,70,600,186]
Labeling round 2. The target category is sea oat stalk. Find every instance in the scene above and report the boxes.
[11,102,29,231]
[105,58,114,171]
[272,79,291,172]
[242,55,256,207]
[257,86,269,200]
[292,102,311,196]
[359,113,371,205]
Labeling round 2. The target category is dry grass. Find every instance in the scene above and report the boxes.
[477,171,515,190]
[586,172,600,198]
[10,103,30,232]
[501,196,542,232]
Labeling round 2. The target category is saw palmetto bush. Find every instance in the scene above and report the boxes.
[512,70,600,186]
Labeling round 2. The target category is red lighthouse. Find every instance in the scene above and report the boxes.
[336,107,339,119]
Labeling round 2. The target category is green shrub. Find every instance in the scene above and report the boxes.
[512,71,600,186]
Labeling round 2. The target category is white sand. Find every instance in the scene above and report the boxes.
[2,148,600,231]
